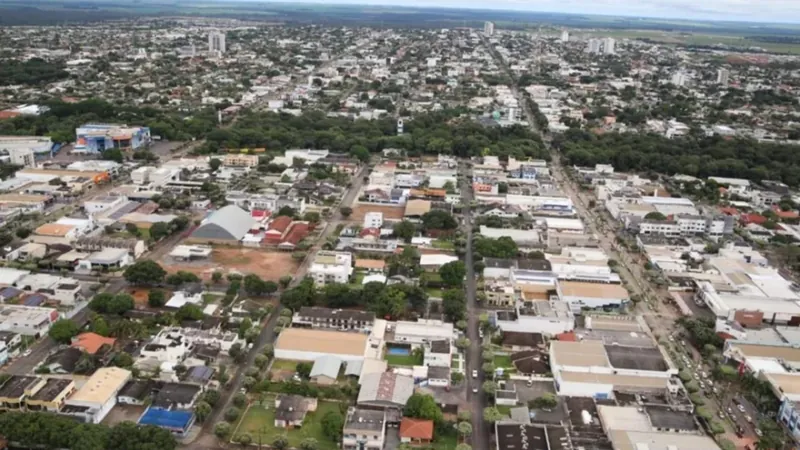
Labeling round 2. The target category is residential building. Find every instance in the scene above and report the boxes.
[25,378,75,412]
[484,21,495,36]
[308,251,354,285]
[392,319,454,347]
[293,307,375,332]
[492,301,574,337]
[399,418,434,446]
[208,31,226,54]
[717,68,730,86]
[0,305,59,337]
[223,154,258,167]
[343,407,386,450]
[274,395,317,428]
[423,340,451,368]
[0,375,38,410]
[357,372,414,409]
[364,212,383,229]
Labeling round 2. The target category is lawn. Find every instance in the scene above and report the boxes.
[496,405,513,416]
[431,429,460,450]
[350,271,365,286]
[425,287,445,298]
[493,354,513,369]
[234,398,340,450]
[270,359,300,371]
[385,353,421,366]
[431,239,455,250]
[451,355,460,369]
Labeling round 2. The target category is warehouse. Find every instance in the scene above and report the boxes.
[274,328,368,362]
[187,205,256,244]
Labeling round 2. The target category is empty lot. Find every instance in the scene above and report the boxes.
[160,247,299,282]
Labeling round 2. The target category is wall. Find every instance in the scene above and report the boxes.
[274,349,365,363]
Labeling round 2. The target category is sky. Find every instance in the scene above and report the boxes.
[258,0,800,24]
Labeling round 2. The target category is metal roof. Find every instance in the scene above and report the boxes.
[190,205,255,241]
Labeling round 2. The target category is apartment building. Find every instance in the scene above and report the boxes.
[343,407,386,450]
[293,307,375,332]
[308,251,354,285]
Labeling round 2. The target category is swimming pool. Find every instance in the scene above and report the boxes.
[387,346,410,356]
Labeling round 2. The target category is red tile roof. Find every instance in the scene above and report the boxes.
[360,227,381,238]
[71,332,116,355]
[268,216,293,232]
[740,213,767,225]
[399,418,434,440]
[556,331,577,342]
[282,222,309,245]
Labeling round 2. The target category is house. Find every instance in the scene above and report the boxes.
[423,340,451,368]
[278,222,310,250]
[310,355,342,385]
[263,216,293,244]
[399,418,434,446]
[343,407,387,450]
[419,254,458,272]
[41,347,83,374]
[25,378,75,412]
[355,259,386,273]
[71,332,116,355]
[392,319,455,347]
[274,395,318,428]
[0,375,38,410]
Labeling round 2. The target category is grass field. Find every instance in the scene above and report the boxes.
[586,29,800,55]
[431,239,455,250]
[494,354,513,369]
[270,360,300,371]
[234,398,340,450]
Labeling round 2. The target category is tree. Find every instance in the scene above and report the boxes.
[148,289,166,308]
[123,260,166,285]
[16,227,30,239]
[482,380,497,396]
[263,435,287,450]
[300,438,319,450]
[236,433,253,446]
[224,407,241,423]
[194,401,211,422]
[439,260,467,287]
[474,236,518,258]
[442,289,467,322]
[296,362,313,379]
[483,407,504,423]
[321,410,344,442]
[212,271,223,284]
[214,422,232,440]
[49,319,79,344]
[393,220,416,242]
[149,222,171,241]
[175,304,204,322]
[233,392,247,408]
[113,352,133,368]
[340,206,352,217]
[403,393,444,424]
[421,210,458,230]
[89,293,135,315]
[530,393,557,409]
[279,275,293,288]
[457,421,473,437]
[349,145,371,162]
[209,158,222,171]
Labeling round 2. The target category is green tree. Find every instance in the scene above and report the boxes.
[214,422,232,439]
[149,222,171,241]
[483,407,504,423]
[644,212,667,221]
[123,260,167,285]
[457,421,473,437]
[89,293,135,315]
[148,289,166,308]
[272,435,289,450]
[212,271,223,283]
[349,145,371,162]
[194,401,211,422]
[224,407,241,423]
[482,381,497,396]
[300,438,319,450]
[209,158,222,171]
[403,393,444,424]
[321,410,344,442]
[49,319,79,344]
[442,289,467,322]
[340,206,352,217]
[439,260,467,287]
[393,220,417,242]
[279,275,293,288]
[296,362,313,379]
[474,236,518,258]
[421,210,458,230]
[175,304,204,322]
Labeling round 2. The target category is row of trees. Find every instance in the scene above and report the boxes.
[0,411,176,450]
[555,130,800,187]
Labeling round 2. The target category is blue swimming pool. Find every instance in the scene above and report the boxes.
[387,346,410,356]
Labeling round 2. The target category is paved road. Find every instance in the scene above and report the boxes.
[459,162,490,450]
[198,164,369,438]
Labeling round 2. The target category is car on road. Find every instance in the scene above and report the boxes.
[755,428,763,437]
[738,404,746,413]
[718,411,725,419]
[472,387,478,394]
[472,370,478,378]
[22,349,31,357]
[745,415,752,423]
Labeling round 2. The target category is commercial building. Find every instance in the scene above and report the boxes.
[63,367,131,423]
[558,281,630,313]
[0,135,53,156]
[308,251,354,285]
[274,328,368,362]
[609,431,720,450]
[188,205,256,244]
[493,301,575,337]
[0,304,59,337]
[391,319,454,347]
[357,372,414,409]
[74,124,151,154]
[293,307,375,332]
[25,378,76,412]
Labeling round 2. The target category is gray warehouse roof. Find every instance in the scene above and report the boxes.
[190,205,255,241]
[310,355,342,380]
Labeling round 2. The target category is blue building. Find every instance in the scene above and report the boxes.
[74,124,151,154]
[138,407,195,437]
[779,398,800,445]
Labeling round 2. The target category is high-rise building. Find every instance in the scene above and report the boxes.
[484,21,495,36]
[208,31,226,54]
[560,30,570,42]
[671,71,688,87]
[603,37,616,55]
[586,39,602,54]
[717,68,730,86]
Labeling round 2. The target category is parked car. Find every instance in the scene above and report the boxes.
[472,370,478,378]
[738,404,746,413]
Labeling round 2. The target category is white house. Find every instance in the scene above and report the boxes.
[391,320,454,347]
[309,251,354,285]
[363,212,383,229]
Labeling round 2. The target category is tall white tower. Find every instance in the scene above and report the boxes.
[717,68,730,87]
[603,37,616,55]
[560,30,570,42]
[208,31,226,54]
[484,21,495,36]
[397,119,404,135]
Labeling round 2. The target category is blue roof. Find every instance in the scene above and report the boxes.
[0,287,21,298]
[138,407,194,431]
[23,294,47,306]
[186,365,214,382]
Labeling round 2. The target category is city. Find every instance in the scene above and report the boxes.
[1,3,800,450]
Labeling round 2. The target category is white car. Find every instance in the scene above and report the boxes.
[755,428,763,437]
[472,387,478,394]
[738,405,746,413]
[472,370,478,379]
[22,349,32,357]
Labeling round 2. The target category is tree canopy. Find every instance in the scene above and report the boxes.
[404,393,444,424]
[123,260,167,285]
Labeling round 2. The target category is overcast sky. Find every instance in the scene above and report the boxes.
[265,0,800,23]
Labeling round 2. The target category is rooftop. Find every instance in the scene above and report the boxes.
[604,345,668,372]
[609,430,720,450]
[29,378,74,402]
[559,281,629,299]
[0,375,37,399]
[67,367,131,405]
[275,328,367,357]
[344,407,386,432]
[551,340,610,368]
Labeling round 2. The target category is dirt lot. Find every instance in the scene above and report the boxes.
[160,247,299,282]
[128,287,173,308]
[102,404,147,426]
[351,203,405,222]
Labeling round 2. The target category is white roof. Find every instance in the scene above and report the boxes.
[641,196,695,206]
[362,274,387,285]
[394,319,454,340]
[709,176,750,186]
[165,291,203,309]
[544,217,585,231]
[0,268,30,285]
[419,254,458,267]
[479,226,540,243]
